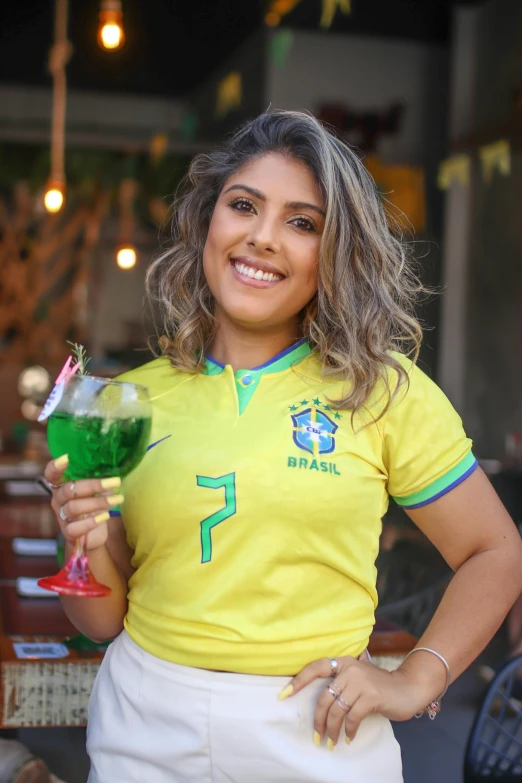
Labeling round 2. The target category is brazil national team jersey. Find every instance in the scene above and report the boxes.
[115,340,476,675]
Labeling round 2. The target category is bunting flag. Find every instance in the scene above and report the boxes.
[216,72,242,118]
[320,0,351,29]
[149,133,168,165]
[437,155,471,190]
[265,0,350,29]
[270,29,294,67]
[479,139,511,183]
[365,156,426,232]
[180,110,199,142]
[265,0,303,27]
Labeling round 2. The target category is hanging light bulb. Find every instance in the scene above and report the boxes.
[116,244,137,269]
[97,0,125,51]
[43,178,65,213]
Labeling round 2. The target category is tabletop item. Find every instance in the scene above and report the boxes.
[37,374,151,598]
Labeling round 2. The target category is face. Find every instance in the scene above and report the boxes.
[203,153,324,335]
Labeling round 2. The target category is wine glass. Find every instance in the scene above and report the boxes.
[38,375,152,597]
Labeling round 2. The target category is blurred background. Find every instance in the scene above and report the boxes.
[1,1,522,781]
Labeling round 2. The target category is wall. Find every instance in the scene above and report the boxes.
[88,218,156,363]
[265,30,448,167]
[0,84,202,153]
[450,0,522,458]
[265,29,449,374]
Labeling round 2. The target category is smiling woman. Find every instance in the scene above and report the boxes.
[43,110,522,783]
[203,154,322,335]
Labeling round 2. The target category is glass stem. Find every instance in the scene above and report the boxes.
[73,535,86,561]
[68,535,88,582]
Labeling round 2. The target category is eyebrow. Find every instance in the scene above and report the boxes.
[223,183,326,217]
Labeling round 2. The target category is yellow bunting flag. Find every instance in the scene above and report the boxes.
[437,155,471,190]
[479,139,511,183]
[320,0,351,29]
[216,72,242,118]
[366,155,426,232]
[149,133,168,165]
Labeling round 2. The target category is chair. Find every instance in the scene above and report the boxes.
[464,654,522,781]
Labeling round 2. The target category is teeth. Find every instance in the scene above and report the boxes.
[234,261,281,282]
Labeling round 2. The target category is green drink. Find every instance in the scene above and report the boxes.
[47,411,151,480]
[39,374,151,597]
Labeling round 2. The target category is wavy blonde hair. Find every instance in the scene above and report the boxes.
[146,110,424,417]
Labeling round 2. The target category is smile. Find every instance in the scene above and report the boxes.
[230,257,285,288]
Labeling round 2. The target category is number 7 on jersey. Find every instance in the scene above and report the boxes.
[196,473,236,563]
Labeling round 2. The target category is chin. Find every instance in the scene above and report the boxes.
[227,308,279,328]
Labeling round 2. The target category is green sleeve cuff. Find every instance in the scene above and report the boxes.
[392,451,478,509]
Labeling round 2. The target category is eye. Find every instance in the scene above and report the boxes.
[229,197,256,214]
[290,215,317,233]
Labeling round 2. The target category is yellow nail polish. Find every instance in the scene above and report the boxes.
[101,477,121,490]
[106,494,124,507]
[345,736,351,745]
[278,684,294,701]
[94,511,110,524]
[54,454,69,468]
[313,731,321,746]
[327,738,335,751]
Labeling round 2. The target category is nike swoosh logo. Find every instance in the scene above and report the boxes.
[147,435,172,451]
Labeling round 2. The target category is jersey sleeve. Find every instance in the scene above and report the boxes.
[383,357,477,509]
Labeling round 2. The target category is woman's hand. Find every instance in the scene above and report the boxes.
[44,455,123,551]
[278,654,439,748]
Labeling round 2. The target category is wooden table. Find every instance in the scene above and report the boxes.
[0,498,104,728]
[0,498,416,727]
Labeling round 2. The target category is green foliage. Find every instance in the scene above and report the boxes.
[67,341,91,375]
[0,142,191,224]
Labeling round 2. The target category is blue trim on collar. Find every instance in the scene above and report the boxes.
[250,338,307,371]
[205,339,310,376]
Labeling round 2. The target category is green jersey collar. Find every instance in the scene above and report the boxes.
[204,339,312,414]
[204,338,311,378]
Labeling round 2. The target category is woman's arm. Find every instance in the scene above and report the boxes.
[396,465,522,694]
[280,467,522,746]
[60,514,134,642]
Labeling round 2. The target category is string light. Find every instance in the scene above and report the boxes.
[116,245,137,269]
[44,179,65,213]
[98,0,125,51]
[46,0,71,215]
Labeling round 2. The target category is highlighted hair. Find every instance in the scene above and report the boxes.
[146,110,424,417]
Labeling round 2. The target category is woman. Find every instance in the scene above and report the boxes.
[45,110,522,782]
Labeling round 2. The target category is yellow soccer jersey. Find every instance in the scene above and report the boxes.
[114,340,475,675]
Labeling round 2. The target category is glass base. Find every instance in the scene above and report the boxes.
[37,554,111,598]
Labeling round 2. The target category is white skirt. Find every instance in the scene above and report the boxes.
[87,630,403,783]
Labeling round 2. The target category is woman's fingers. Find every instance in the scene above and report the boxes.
[342,694,377,743]
[58,494,124,525]
[313,683,338,740]
[278,657,336,700]
[325,695,361,746]
[64,513,111,541]
[44,455,70,487]
[54,476,122,506]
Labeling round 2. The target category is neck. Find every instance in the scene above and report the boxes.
[209,316,302,372]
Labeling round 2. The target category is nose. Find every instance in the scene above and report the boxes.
[246,213,281,254]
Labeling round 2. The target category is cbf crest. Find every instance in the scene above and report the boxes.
[291,406,338,456]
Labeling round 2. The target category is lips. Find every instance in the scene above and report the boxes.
[230,256,285,284]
